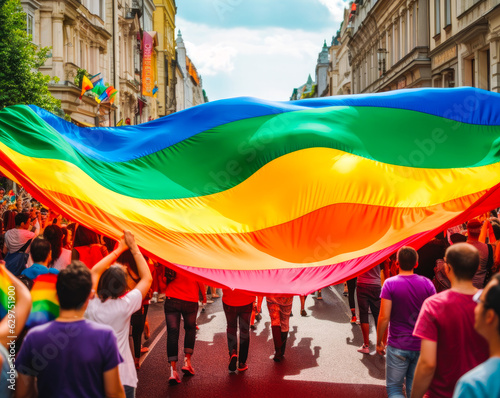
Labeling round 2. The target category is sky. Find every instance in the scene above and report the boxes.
[176,0,348,102]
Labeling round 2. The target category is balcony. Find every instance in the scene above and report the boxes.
[125,0,142,19]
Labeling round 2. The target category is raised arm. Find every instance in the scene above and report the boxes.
[124,231,152,299]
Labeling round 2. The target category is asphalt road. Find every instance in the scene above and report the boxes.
[136,284,387,398]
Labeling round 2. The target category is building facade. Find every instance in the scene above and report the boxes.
[333,0,500,95]
[290,41,332,100]
[175,31,206,111]
[327,33,340,96]
[153,0,176,116]
[27,0,113,125]
[20,0,177,126]
[430,0,500,92]
[328,9,352,96]
[349,0,431,94]
[115,0,159,125]
[316,41,330,97]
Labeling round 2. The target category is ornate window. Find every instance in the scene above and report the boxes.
[444,0,451,27]
[26,13,34,38]
[434,0,441,35]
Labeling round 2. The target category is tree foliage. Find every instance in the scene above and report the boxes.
[0,0,61,111]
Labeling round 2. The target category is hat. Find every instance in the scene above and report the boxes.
[466,219,482,234]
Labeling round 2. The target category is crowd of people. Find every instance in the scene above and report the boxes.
[0,183,499,398]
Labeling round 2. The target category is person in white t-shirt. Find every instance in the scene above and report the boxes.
[85,230,152,398]
[3,212,40,254]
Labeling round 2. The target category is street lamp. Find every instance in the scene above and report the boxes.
[377,48,388,76]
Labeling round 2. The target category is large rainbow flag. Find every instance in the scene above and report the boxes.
[1,87,500,294]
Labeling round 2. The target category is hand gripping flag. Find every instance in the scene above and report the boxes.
[1,88,500,294]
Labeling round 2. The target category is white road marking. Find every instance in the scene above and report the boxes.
[327,284,354,320]
[139,325,166,367]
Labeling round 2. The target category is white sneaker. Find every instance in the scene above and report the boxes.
[357,344,370,354]
[151,292,158,303]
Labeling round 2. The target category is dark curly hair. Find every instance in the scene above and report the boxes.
[44,225,63,265]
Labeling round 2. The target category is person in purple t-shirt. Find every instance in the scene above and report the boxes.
[376,246,436,398]
[16,261,125,398]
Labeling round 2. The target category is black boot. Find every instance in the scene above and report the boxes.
[281,331,288,356]
[271,326,283,362]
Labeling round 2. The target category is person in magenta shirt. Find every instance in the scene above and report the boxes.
[163,270,206,385]
[222,288,256,372]
[376,246,436,398]
[411,243,489,398]
[453,273,500,398]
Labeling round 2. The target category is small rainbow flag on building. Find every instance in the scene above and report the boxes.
[25,273,59,328]
[0,266,12,321]
[79,75,94,100]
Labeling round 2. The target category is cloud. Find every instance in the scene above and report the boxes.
[177,0,338,31]
[185,41,237,76]
[177,17,330,101]
[175,0,349,101]
[317,0,351,21]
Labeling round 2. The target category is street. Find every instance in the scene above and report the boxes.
[136,284,387,398]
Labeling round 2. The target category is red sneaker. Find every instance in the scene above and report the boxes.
[181,364,195,376]
[228,353,238,372]
[238,363,248,372]
[168,370,181,385]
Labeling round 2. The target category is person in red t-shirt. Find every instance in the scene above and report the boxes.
[163,271,206,385]
[71,225,107,269]
[222,288,256,372]
[411,243,489,398]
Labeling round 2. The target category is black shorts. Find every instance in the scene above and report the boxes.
[356,283,381,324]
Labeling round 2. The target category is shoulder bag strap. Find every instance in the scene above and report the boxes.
[16,238,33,254]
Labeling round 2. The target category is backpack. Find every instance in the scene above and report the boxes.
[5,239,32,276]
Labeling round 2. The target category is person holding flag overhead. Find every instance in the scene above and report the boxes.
[85,230,152,397]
